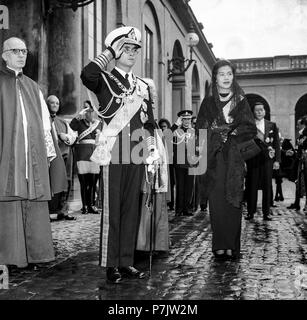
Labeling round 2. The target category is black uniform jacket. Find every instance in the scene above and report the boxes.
[254,119,281,163]
[81,62,155,164]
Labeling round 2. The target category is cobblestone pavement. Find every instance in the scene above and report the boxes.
[1,180,307,300]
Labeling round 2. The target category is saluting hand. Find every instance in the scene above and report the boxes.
[75,108,88,120]
[175,116,182,127]
[111,37,126,59]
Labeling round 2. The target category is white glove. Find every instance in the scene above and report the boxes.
[146,148,160,165]
[111,37,126,59]
[175,116,182,127]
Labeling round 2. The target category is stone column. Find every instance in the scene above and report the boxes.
[47,7,82,116]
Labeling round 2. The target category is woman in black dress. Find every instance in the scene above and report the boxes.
[196,59,257,260]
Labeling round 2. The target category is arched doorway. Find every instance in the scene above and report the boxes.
[171,40,185,122]
[246,94,271,120]
[295,93,307,138]
[191,65,200,117]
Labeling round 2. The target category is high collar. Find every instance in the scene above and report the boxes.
[3,65,23,78]
[115,66,133,78]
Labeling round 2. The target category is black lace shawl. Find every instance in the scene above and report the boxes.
[196,88,257,208]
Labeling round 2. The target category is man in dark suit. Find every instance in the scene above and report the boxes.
[81,26,156,283]
[245,102,281,221]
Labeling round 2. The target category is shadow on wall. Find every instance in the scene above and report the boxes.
[60,72,77,115]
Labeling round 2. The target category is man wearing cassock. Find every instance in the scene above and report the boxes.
[47,95,77,221]
[0,37,56,268]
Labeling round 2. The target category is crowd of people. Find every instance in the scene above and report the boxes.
[1,27,307,284]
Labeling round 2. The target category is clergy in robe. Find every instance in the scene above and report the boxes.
[0,37,56,268]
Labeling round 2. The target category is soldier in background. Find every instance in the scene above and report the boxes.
[171,110,197,217]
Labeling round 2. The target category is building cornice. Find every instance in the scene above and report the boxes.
[230,55,307,78]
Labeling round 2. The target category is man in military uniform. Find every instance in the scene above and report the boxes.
[171,110,197,216]
[245,102,281,221]
[81,26,157,283]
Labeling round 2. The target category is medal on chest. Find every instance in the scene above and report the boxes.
[140,102,148,123]
[124,95,135,103]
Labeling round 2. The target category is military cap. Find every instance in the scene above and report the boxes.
[105,26,142,48]
[177,110,193,119]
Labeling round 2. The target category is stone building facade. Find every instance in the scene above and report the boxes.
[0,0,216,122]
[231,55,307,143]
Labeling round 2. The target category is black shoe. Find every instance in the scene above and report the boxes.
[106,267,122,284]
[81,206,89,214]
[57,213,76,221]
[245,214,254,220]
[225,253,240,261]
[271,204,277,208]
[263,215,272,221]
[167,202,174,211]
[213,251,227,261]
[64,214,76,220]
[119,266,145,279]
[287,203,300,210]
[279,196,284,201]
[200,205,207,212]
[88,206,100,214]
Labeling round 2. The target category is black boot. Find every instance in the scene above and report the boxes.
[78,174,88,214]
[106,267,122,284]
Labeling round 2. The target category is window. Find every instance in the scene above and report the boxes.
[96,0,103,55]
[145,26,153,78]
[88,2,94,60]
[86,0,104,61]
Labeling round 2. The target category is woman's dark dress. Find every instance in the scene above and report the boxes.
[196,94,256,256]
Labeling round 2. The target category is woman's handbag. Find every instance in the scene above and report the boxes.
[237,139,261,161]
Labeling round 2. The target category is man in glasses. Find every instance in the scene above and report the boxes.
[0,37,56,268]
[81,27,157,283]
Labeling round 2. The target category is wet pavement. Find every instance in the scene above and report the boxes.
[1,179,307,300]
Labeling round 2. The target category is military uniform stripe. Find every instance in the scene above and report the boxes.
[99,165,110,267]
[93,49,113,70]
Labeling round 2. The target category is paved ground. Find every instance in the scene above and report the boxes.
[1,179,307,300]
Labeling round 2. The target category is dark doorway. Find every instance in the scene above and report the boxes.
[295,93,307,138]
